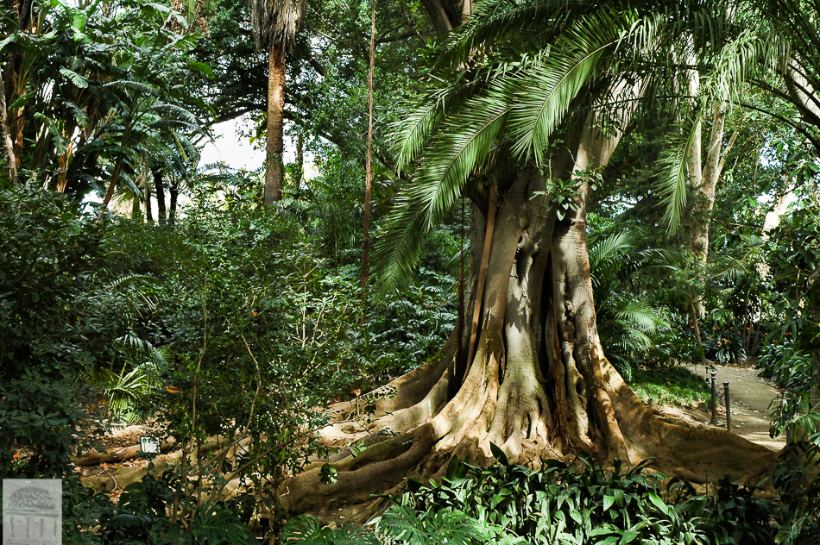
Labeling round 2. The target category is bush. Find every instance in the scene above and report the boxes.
[630,367,710,408]
[0,188,106,475]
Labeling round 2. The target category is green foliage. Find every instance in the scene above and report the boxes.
[282,515,379,545]
[100,473,255,545]
[0,189,104,474]
[0,0,205,195]
[282,458,815,545]
[760,341,818,438]
[630,368,710,408]
[393,457,706,545]
[588,225,674,375]
[378,505,524,545]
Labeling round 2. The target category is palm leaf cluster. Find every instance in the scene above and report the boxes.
[250,0,307,49]
[376,0,802,288]
[589,230,673,377]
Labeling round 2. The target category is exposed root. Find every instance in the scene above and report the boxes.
[603,360,777,483]
[73,438,177,467]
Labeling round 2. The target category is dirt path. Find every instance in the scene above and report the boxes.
[685,363,786,452]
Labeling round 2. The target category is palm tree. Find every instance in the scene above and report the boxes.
[281,0,781,513]
[250,0,306,206]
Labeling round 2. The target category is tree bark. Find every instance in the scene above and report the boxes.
[685,105,737,355]
[264,44,286,205]
[295,130,304,185]
[0,68,17,184]
[154,168,167,225]
[102,154,126,208]
[419,0,471,34]
[361,0,377,311]
[169,182,179,226]
[144,177,154,224]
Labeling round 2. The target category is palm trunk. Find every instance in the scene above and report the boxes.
[264,44,286,206]
[361,0,377,311]
[144,180,154,224]
[102,123,133,208]
[102,154,125,208]
[154,168,167,225]
[294,130,304,185]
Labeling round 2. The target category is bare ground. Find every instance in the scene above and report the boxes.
[676,363,786,452]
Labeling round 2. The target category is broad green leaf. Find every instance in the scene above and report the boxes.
[59,68,88,89]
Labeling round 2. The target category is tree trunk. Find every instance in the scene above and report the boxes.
[154,168,167,225]
[684,105,737,363]
[277,109,774,519]
[361,0,377,311]
[294,130,304,185]
[688,107,735,265]
[0,68,17,184]
[144,178,154,224]
[102,154,125,208]
[264,44,286,206]
[169,181,179,225]
[131,190,141,221]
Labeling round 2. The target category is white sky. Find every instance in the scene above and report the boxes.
[198,116,316,177]
[199,117,266,171]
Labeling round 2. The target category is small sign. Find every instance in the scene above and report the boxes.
[3,478,62,545]
[139,436,161,454]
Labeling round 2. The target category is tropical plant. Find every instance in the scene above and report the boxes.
[0,0,207,201]
[588,229,672,378]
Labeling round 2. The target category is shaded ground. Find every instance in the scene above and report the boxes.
[683,363,786,452]
[74,363,786,501]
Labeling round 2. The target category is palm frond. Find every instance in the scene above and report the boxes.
[507,9,657,162]
[653,115,701,234]
[615,300,670,333]
[377,87,511,291]
[590,231,633,270]
[700,27,785,106]
[392,80,471,175]
[440,0,572,66]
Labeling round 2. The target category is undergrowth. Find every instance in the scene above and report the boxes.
[630,367,710,408]
[283,453,818,545]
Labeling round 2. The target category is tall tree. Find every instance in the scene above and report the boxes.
[0,68,16,184]
[279,0,776,516]
[361,0,377,310]
[251,0,306,205]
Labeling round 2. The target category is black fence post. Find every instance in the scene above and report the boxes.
[710,369,718,425]
[724,382,732,432]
